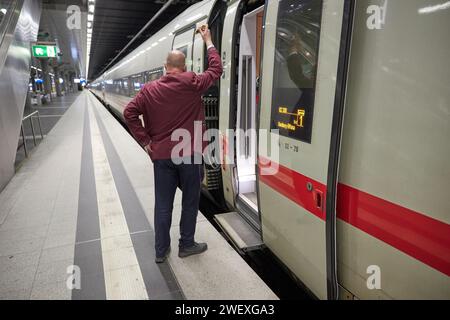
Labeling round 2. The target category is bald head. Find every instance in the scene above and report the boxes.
[165,50,186,72]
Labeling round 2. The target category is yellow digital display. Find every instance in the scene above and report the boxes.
[277,106,306,132]
[271,93,314,144]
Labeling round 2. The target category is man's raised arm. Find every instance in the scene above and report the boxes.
[192,25,223,93]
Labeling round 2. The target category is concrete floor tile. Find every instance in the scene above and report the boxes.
[168,247,277,300]
[0,288,31,300]
[30,281,72,300]
[51,203,78,221]
[47,219,78,235]
[0,237,45,257]
[168,222,277,300]
[49,213,78,229]
[43,230,76,249]
[39,244,75,265]
[0,263,37,293]
[33,258,74,287]
[0,251,41,274]
[0,191,22,225]
[54,194,79,212]
[1,209,52,231]
[0,224,48,242]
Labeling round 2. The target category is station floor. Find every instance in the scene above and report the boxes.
[16,91,82,166]
[0,91,278,300]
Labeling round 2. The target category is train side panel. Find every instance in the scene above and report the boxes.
[337,0,450,299]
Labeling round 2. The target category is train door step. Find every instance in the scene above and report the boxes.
[214,212,264,253]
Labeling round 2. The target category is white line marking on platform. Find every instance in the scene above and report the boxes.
[87,101,148,300]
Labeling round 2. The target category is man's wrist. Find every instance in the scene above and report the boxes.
[142,137,152,148]
[206,40,214,49]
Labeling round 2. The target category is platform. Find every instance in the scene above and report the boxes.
[0,91,278,300]
[16,92,82,166]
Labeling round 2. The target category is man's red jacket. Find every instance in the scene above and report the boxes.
[123,47,223,160]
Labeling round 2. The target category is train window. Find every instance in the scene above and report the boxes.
[121,78,130,96]
[146,68,163,82]
[269,0,322,144]
[104,79,114,93]
[177,45,188,58]
[130,74,144,97]
[172,27,194,71]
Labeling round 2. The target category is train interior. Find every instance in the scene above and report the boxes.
[235,5,264,225]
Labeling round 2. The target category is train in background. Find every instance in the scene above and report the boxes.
[89,0,450,300]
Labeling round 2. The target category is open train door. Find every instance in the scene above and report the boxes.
[257,0,354,299]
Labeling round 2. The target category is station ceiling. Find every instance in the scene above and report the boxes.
[88,0,201,80]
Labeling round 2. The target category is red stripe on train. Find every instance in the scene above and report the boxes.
[258,157,327,221]
[258,158,450,276]
[337,184,450,277]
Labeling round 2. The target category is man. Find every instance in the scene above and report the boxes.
[123,26,223,263]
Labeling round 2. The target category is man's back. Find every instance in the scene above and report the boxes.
[123,26,222,263]
[124,46,222,160]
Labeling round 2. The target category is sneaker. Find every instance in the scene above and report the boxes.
[155,247,171,264]
[178,242,208,258]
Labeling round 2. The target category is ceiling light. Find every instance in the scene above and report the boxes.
[419,1,450,14]
[185,14,201,23]
[88,13,93,22]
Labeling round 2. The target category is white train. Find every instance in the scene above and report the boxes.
[90,0,450,300]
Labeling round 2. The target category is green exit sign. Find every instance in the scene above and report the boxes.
[32,45,57,58]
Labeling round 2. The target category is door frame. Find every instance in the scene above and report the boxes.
[325,0,355,300]
[218,0,266,214]
[255,0,355,300]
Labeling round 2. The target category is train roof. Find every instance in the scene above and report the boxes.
[92,0,216,84]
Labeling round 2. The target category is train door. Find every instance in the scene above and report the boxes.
[218,0,240,213]
[215,0,266,252]
[235,5,265,229]
[257,0,353,299]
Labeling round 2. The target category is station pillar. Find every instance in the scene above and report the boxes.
[69,72,75,92]
[59,70,66,94]
[64,73,70,93]
[40,59,52,103]
[54,66,63,97]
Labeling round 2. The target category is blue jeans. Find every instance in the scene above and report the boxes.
[153,156,203,258]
